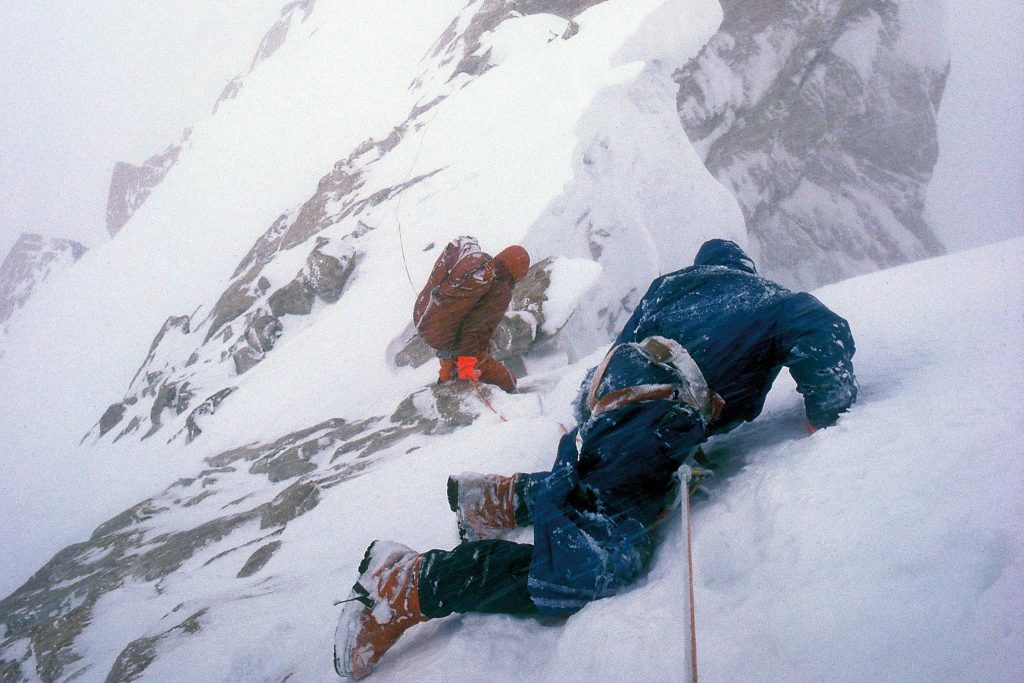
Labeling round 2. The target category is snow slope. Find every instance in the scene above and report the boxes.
[300,238,1022,683]
[0,0,737,599]
[0,0,1021,680]
[12,236,1019,683]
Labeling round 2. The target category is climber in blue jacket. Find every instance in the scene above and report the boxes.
[335,239,858,679]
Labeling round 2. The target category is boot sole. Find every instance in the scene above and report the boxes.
[447,475,475,542]
[334,541,378,678]
[333,541,416,679]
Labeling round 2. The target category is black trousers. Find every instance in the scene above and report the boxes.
[418,540,538,618]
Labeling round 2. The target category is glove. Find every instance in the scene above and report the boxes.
[457,356,480,381]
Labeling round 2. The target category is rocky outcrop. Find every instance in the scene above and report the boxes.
[213,0,318,114]
[2,380,499,681]
[0,233,87,332]
[106,131,190,237]
[428,0,608,81]
[88,115,442,445]
[87,0,617,445]
[675,0,949,288]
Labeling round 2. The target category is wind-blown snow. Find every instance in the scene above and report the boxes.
[926,0,1024,251]
[540,258,603,335]
[1,0,1021,680]
[71,237,1023,683]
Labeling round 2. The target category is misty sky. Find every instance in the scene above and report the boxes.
[927,0,1024,250]
[0,1,283,258]
[0,1,1021,262]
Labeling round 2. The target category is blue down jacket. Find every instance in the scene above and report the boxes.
[526,239,857,615]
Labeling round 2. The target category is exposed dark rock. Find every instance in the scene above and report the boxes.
[233,214,293,279]
[213,76,244,114]
[252,13,292,70]
[389,382,485,435]
[143,381,194,440]
[231,325,272,374]
[438,0,608,80]
[489,313,536,360]
[268,279,313,317]
[184,388,237,443]
[306,239,355,303]
[393,333,435,369]
[205,273,269,343]
[104,609,207,683]
[508,257,551,335]
[232,314,283,375]
[250,445,318,483]
[113,416,143,443]
[260,482,320,529]
[279,167,365,253]
[237,542,283,578]
[97,401,128,438]
[93,56,440,445]
[330,424,425,463]
[206,417,377,473]
[3,374,492,679]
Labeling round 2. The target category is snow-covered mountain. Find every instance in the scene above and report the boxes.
[1,1,1020,681]
[0,234,86,336]
[675,0,949,289]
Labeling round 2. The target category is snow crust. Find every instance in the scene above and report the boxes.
[0,0,1021,681]
[540,258,603,335]
[830,13,884,82]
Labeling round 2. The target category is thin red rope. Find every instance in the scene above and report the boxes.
[471,382,509,422]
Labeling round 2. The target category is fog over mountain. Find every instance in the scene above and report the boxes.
[0,1,283,259]
[0,2,1021,681]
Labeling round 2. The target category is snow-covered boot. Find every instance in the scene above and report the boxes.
[334,541,428,680]
[447,472,520,541]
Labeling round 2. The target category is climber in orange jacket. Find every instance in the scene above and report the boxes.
[412,237,530,392]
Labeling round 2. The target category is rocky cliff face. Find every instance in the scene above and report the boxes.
[0,233,86,334]
[675,0,949,288]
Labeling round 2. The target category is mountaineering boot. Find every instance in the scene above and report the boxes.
[477,355,517,392]
[334,541,428,679]
[437,358,455,383]
[447,472,520,542]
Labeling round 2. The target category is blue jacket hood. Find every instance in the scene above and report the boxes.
[693,239,757,274]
